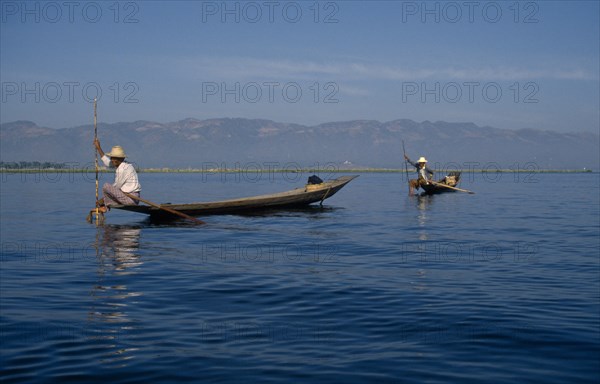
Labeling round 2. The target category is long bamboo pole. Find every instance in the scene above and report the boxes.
[401,140,410,193]
[94,98,99,224]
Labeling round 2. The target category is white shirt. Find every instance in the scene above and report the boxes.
[101,155,141,193]
[418,167,430,183]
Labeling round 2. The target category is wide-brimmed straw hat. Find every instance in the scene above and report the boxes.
[417,157,428,163]
[106,145,126,158]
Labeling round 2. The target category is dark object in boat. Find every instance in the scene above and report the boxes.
[421,172,462,195]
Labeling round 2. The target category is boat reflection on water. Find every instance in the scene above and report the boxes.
[408,195,437,291]
[88,225,143,368]
[415,195,435,241]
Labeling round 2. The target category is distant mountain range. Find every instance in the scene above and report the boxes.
[1,118,598,170]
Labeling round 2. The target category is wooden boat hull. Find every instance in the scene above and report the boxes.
[112,175,358,219]
[421,172,461,195]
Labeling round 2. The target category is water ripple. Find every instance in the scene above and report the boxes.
[1,173,598,382]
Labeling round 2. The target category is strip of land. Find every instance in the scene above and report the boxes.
[0,167,595,174]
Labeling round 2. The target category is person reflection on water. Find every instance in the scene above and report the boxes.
[87,139,141,222]
[404,154,434,196]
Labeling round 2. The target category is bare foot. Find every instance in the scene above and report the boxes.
[86,206,108,223]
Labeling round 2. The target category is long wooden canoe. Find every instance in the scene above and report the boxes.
[112,175,358,219]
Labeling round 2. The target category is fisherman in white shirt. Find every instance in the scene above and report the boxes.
[404,154,434,195]
[90,139,141,216]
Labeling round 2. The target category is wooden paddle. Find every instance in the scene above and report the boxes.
[429,180,475,194]
[123,192,206,225]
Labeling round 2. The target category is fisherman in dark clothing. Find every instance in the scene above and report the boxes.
[404,155,434,195]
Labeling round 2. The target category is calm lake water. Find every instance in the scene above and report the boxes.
[1,170,599,383]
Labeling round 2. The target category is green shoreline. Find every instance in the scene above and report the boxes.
[0,168,595,174]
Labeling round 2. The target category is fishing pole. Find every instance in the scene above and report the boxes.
[402,140,410,193]
[94,98,99,224]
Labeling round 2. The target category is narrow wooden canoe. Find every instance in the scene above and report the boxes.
[421,172,462,195]
[112,175,358,219]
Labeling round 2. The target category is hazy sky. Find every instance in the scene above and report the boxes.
[1,1,598,132]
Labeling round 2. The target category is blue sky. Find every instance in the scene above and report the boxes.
[1,0,598,133]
